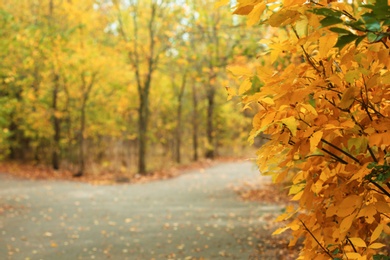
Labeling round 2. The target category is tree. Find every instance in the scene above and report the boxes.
[228,0,390,258]
[112,0,182,174]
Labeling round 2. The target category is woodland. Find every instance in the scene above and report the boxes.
[0,0,260,176]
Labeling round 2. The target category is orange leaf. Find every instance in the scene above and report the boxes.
[375,201,390,213]
[310,131,323,152]
[339,86,358,109]
[370,224,383,243]
[233,5,254,15]
[348,237,366,248]
[340,213,355,233]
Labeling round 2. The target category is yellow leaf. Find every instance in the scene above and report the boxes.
[368,243,386,249]
[214,0,229,8]
[348,237,366,248]
[272,226,290,235]
[238,78,251,95]
[260,97,274,105]
[370,224,383,243]
[289,182,305,195]
[281,116,297,136]
[310,131,323,152]
[284,0,307,7]
[226,87,236,101]
[345,252,362,259]
[268,10,300,27]
[319,33,337,59]
[299,103,317,116]
[345,70,360,84]
[340,213,355,233]
[339,86,358,109]
[295,17,308,37]
[247,2,266,26]
[227,66,252,77]
[356,205,377,224]
[291,190,303,200]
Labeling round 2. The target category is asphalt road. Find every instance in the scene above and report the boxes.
[0,161,282,260]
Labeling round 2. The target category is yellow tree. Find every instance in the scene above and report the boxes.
[228,0,390,258]
[111,0,183,174]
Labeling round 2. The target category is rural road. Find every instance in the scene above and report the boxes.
[0,161,284,260]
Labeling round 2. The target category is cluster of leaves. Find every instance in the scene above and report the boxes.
[225,0,390,259]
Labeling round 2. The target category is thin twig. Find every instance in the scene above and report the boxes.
[321,139,360,164]
[367,145,378,163]
[321,147,349,164]
[346,237,357,253]
[369,180,390,199]
[291,26,321,73]
[299,219,333,258]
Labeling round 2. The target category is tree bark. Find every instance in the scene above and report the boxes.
[174,73,186,164]
[191,82,199,161]
[76,73,96,176]
[52,73,60,170]
[138,91,149,174]
[205,83,215,159]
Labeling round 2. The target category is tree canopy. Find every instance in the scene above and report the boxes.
[0,0,258,175]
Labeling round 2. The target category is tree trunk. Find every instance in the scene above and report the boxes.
[205,86,215,159]
[76,73,96,177]
[192,83,199,161]
[175,102,183,164]
[138,91,149,174]
[52,76,60,170]
[78,100,86,176]
[174,73,186,164]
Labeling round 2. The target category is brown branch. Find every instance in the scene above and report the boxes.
[346,237,358,253]
[369,180,390,199]
[361,77,373,118]
[299,219,333,258]
[321,139,361,164]
[367,145,378,163]
[321,147,348,164]
[291,26,321,73]
[380,39,389,49]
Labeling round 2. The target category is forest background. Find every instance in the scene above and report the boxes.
[0,0,263,177]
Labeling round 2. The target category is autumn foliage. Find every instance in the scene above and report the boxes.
[226,0,390,258]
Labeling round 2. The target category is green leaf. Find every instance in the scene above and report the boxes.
[362,13,381,32]
[320,16,343,27]
[335,34,359,49]
[308,93,316,108]
[329,27,351,34]
[355,36,366,46]
[346,20,366,31]
[367,162,377,169]
[367,32,378,42]
[310,8,344,18]
[249,76,263,94]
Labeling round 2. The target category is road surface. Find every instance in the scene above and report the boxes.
[0,161,283,260]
